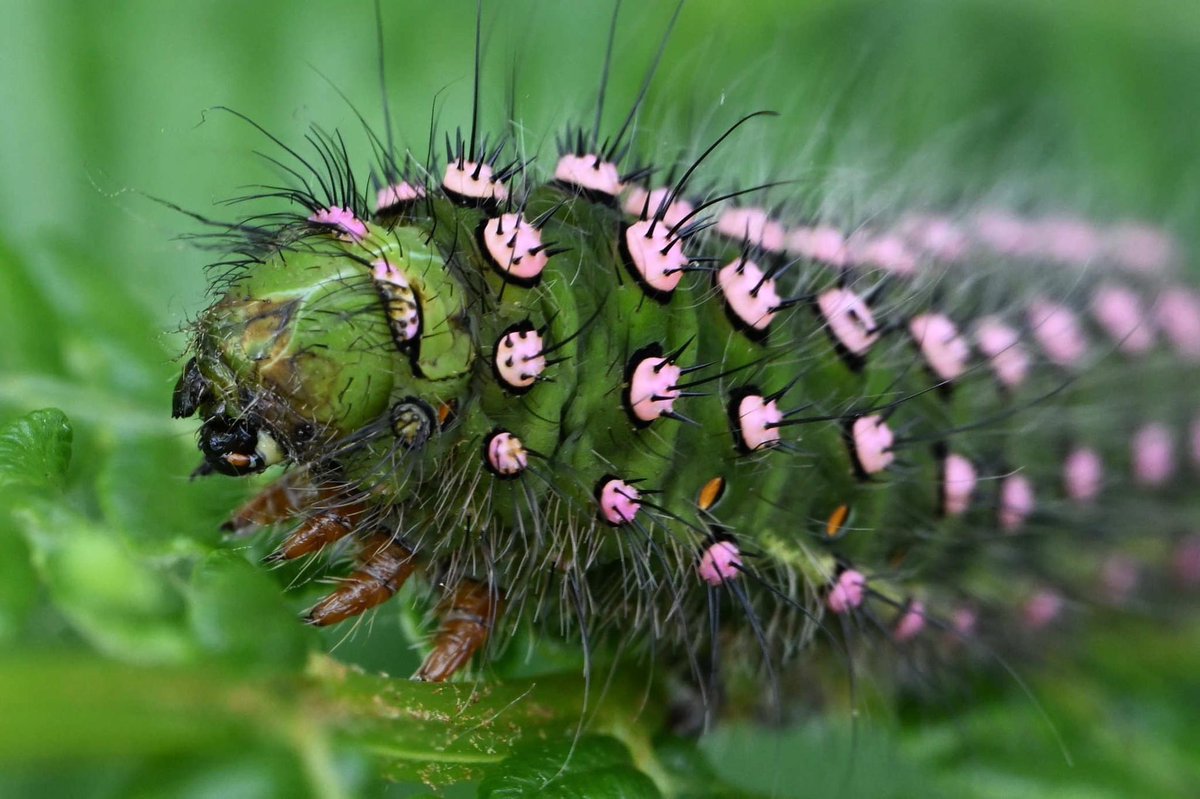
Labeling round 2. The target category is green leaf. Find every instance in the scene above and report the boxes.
[0,241,64,375]
[0,656,284,762]
[903,619,1200,799]
[0,531,38,642]
[700,720,937,799]
[478,736,660,799]
[308,657,666,788]
[95,432,251,556]
[187,551,313,671]
[653,737,766,799]
[0,408,72,493]
[15,501,193,664]
[0,654,377,798]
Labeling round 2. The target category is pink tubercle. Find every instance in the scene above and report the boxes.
[374,181,425,212]
[598,478,641,525]
[1022,589,1063,631]
[715,207,786,253]
[1106,222,1176,273]
[1173,535,1200,587]
[973,209,1038,258]
[482,213,549,281]
[1191,415,1200,469]
[787,225,848,268]
[494,327,546,390]
[373,258,409,286]
[848,230,919,276]
[622,186,694,229]
[1090,283,1154,355]
[942,453,977,517]
[698,540,743,587]
[629,356,682,423]
[897,214,970,262]
[973,317,1030,390]
[998,473,1035,533]
[826,569,866,615]
[817,288,880,358]
[1037,215,1101,266]
[624,219,689,294]
[1027,298,1088,368]
[372,259,420,341]
[555,153,624,196]
[1064,447,1103,505]
[308,205,368,241]
[1154,286,1200,362]
[851,415,895,476]
[893,600,926,643]
[736,394,783,452]
[486,431,528,477]
[951,606,977,638]
[442,160,507,203]
[717,259,780,331]
[1132,422,1175,488]
[1101,554,1139,605]
[909,313,971,383]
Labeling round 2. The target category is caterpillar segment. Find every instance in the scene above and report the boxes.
[173,19,1198,693]
[218,468,337,535]
[263,497,368,563]
[414,580,504,683]
[305,533,416,628]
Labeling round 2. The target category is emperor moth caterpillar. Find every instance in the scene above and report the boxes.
[171,0,1200,717]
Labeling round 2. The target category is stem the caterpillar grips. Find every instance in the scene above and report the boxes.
[172,1,1200,718]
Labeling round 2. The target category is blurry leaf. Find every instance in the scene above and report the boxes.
[0,241,64,375]
[96,432,250,555]
[0,375,179,437]
[40,239,175,406]
[119,752,316,799]
[700,719,938,799]
[892,619,1200,799]
[0,765,136,799]
[0,530,39,642]
[0,652,386,799]
[15,501,193,664]
[0,408,73,493]
[0,657,282,762]
[477,736,659,799]
[187,551,312,671]
[653,737,765,799]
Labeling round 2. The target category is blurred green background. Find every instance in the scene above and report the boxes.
[1,0,1198,796]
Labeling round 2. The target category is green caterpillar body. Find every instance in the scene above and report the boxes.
[173,5,1200,702]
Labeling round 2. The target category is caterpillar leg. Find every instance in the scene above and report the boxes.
[221,469,340,535]
[263,500,368,562]
[305,533,415,627]
[414,580,503,682]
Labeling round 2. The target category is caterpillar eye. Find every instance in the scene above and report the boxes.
[172,358,210,419]
[198,415,285,476]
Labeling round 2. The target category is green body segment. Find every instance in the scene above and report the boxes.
[374,189,926,594]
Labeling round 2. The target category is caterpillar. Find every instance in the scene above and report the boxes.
[171,0,1199,739]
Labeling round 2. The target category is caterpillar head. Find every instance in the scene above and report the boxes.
[174,220,475,477]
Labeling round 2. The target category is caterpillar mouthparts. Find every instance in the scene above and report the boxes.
[173,1,1199,717]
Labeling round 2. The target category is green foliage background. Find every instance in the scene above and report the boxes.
[0,1,1198,796]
